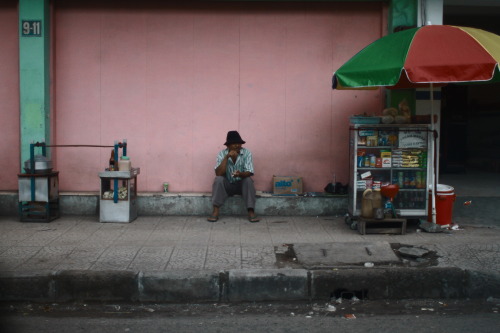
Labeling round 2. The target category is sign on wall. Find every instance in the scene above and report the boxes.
[21,20,42,37]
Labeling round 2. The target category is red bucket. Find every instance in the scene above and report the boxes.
[428,184,456,226]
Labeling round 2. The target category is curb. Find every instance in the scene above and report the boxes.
[1,268,499,303]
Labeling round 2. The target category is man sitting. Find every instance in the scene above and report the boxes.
[208,131,260,223]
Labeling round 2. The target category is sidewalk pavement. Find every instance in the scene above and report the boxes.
[0,215,499,303]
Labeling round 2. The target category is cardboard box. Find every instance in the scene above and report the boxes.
[357,180,367,190]
[380,151,392,158]
[381,151,392,168]
[273,176,303,195]
[360,171,372,179]
[366,135,378,147]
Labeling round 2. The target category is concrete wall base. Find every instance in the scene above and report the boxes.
[0,191,348,217]
[2,191,497,222]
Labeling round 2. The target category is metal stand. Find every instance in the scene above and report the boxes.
[18,172,60,222]
[98,168,139,223]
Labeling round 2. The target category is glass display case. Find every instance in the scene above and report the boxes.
[347,124,433,225]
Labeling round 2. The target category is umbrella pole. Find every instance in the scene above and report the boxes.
[430,83,437,224]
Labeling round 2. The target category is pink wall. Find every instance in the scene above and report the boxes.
[0,2,20,190]
[50,1,386,193]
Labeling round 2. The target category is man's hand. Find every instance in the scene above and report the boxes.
[232,170,252,178]
[216,150,237,176]
[227,149,239,160]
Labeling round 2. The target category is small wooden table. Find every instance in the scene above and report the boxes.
[358,217,407,235]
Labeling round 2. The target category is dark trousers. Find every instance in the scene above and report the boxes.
[211,176,256,210]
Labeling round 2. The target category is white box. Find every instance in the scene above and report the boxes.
[360,171,372,179]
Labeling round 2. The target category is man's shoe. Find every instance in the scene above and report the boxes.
[248,216,260,223]
[207,216,219,222]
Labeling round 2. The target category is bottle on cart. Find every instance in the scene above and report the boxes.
[384,200,393,218]
[109,149,115,171]
[372,188,384,219]
[372,189,383,209]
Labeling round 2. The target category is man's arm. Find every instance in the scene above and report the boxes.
[215,154,230,176]
[233,149,254,178]
[215,149,240,176]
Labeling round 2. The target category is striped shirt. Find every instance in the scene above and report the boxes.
[215,147,254,183]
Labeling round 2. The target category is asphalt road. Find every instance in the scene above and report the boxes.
[1,299,499,333]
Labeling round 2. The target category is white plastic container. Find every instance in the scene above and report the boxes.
[118,156,131,171]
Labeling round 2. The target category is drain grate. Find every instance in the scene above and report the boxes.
[331,288,368,300]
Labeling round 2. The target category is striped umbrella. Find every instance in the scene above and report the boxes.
[332,25,500,224]
[333,25,500,89]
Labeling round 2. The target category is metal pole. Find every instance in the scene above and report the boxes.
[430,83,437,224]
[30,143,35,201]
[113,141,119,203]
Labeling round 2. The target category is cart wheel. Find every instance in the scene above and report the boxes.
[350,221,358,230]
[345,216,352,225]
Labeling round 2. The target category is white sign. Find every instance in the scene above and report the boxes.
[398,131,427,148]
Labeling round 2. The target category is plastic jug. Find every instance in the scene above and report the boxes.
[361,189,374,218]
[118,156,131,171]
[372,189,383,209]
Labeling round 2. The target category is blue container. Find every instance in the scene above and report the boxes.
[350,116,381,124]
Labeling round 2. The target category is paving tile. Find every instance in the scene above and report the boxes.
[91,246,140,271]
[177,228,211,244]
[15,246,75,271]
[0,246,43,270]
[0,215,498,274]
[48,232,91,246]
[112,230,155,246]
[241,245,276,269]
[12,229,66,247]
[53,246,107,270]
[293,218,338,243]
[0,258,27,271]
[240,231,273,246]
[145,230,180,246]
[204,245,242,270]
[54,259,97,270]
[0,246,42,262]
[435,242,500,273]
[128,246,173,271]
[84,227,126,246]
[0,246,9,256]
[208,223,241,246]
[165,245,207,270]
[154,216,189,232]
[0,229,38,242]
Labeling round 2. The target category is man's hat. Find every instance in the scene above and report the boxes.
[224,131,246,145]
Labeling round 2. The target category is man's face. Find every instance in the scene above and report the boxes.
[227,143,242,153]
